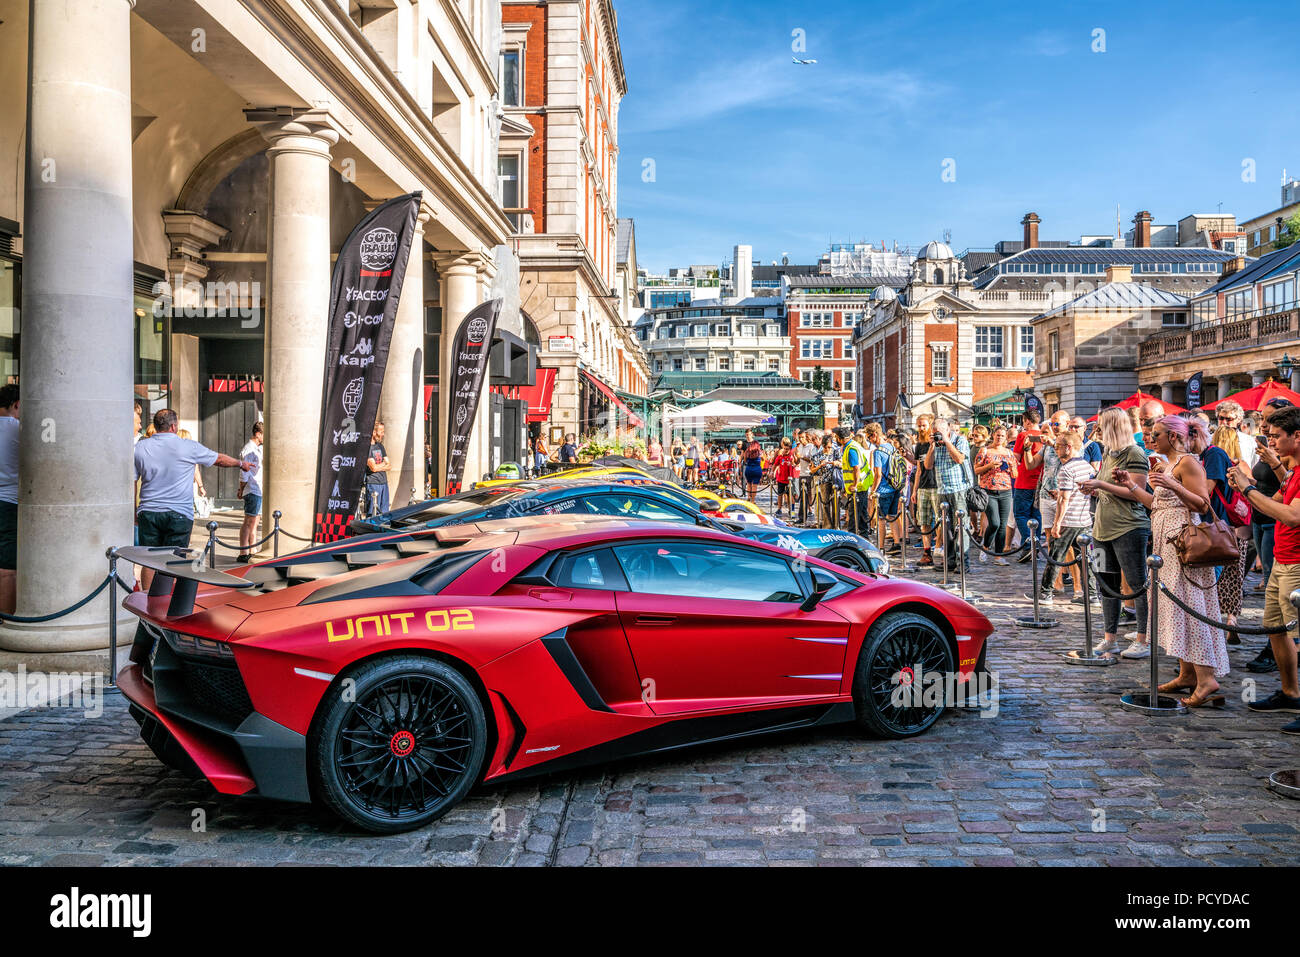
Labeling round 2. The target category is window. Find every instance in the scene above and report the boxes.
[1161,311,1187,326]
[842,369,855,392]
[843,340,855,360]
[673,358,683,371]
[589,495,696,524]
[1018,326,1034,368]
[656,327,668,339]
[768,358,780,371]
[692,323,708,337]
[1049,331,1060,371]
[764,324,778,337]
[1254,230,1261,246]
[741,323,756,337]
[1263,278,1296,312]
[743,358,756,371]
[612,541,803,602]
[694,357,706,370]
[1225,288,1254,317]
[717,357,730,370]
[801,338,833,359]
[653,360,662,372]
[714,323,730,336]
[498,154,521,227]
[800,370,814,383]
[931,347,950,383]
[501,50,522,106]
[975,326,1003,368]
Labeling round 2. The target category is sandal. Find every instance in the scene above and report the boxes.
[1158,679,1195,694]
[1179,689,1226,709]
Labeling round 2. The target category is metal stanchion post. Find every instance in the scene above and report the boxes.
[206,521,219,568]
[1268,590,1300,799]
[833,488,840,530]
[103,547,122,695]
[272,510,282,558]
[898,504,913,574]
[1016,519,1058,629]
[1120,555,1185,714]
[1063,533,1115,666]
[939,501,950,586]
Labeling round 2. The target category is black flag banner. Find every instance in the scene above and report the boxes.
[1186,371,1204,410]
[444,298,503,496]
[313,192,421,543]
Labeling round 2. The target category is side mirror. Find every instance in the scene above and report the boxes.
[800,566,837,612]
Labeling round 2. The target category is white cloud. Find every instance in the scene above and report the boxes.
[623,54,943,135]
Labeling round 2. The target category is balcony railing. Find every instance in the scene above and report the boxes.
[1139,307,1299,365]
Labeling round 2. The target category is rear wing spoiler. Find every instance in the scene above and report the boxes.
[118,545,255,617]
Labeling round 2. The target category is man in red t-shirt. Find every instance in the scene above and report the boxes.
[1011,409,1044,560]
[1230,403,1300,733]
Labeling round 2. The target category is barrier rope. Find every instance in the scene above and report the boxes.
[966,537,1029,558]
[1090,574,1149,602]
[0,573,115,623]
[210,528,279,551]
[1155,580,1289,636]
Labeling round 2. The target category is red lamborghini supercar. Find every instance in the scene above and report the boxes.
[116,517,994,833]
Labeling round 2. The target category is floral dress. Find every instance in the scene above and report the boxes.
[1151,456,1230,677]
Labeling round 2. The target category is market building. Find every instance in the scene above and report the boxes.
[1031,266,1189,415]
[1136,242,1300,403]
[0,0,516,652]
[853,214,1239,429]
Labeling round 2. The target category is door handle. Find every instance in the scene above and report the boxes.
[635,614,677,626]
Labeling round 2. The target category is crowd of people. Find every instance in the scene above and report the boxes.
[610,395,1299,732]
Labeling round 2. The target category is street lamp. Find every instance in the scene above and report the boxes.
[1280,354,1294,383]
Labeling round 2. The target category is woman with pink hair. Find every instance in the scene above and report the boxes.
[1112,415,1229,706]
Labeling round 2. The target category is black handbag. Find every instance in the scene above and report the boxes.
[962,454,989,512]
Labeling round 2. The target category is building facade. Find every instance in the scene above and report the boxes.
[1136,243,1300,404]
[0,0,522,652]
[635,298,789,379]
[1031,266,1189,415]
[500,0,647,444]
[1241,176,1300,258]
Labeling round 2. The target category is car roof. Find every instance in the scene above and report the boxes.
[451,515,744,551]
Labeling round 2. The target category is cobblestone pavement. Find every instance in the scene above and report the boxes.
[2,550,1298,867]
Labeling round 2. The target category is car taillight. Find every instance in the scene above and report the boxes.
[164,630,235,661]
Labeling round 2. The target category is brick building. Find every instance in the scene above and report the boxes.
[499,0,648,443]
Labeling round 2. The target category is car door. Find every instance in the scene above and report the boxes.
[612,539,851,715]
[493,548,645,713]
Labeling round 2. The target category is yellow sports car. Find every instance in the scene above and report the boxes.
[687,489,776,524]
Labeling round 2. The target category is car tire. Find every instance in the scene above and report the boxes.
[310,654,488,833]
[820,546,871,573]
[852,612,956,739]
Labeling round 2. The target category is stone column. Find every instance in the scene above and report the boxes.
[1253,371,1269,387]
[380,207,431,507]
[1161,383,1176,403]
[0,0,137,653]
[247,109,341,541]
[434,251,488,495]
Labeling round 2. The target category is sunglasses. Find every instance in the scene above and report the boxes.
[1067,424,1084,430]
[1216,415,1237,422]
[1140,418,1157,427]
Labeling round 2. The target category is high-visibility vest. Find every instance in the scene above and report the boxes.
[841,441,874,493]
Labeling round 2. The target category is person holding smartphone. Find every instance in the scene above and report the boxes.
[974,425,1016,564]
[1011,409,1044,561]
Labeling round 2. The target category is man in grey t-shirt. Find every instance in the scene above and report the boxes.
[134,409,248,585]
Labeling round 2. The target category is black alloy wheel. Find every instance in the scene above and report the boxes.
[852,612,956,738]
[312,655,487,833]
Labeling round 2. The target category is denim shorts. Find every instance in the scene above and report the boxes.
[876,487,900,519]
[243,493,262,516]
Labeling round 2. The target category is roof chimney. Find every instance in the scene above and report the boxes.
[1133,210,1153,248]
[1105,264,1133,284]
[1021,212,1040,250]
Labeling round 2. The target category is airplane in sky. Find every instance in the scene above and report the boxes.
[792,56,817,65]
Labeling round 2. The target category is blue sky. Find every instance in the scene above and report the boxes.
[614,0,1300,273]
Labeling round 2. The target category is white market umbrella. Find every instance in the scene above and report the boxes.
[665,400,771,430]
